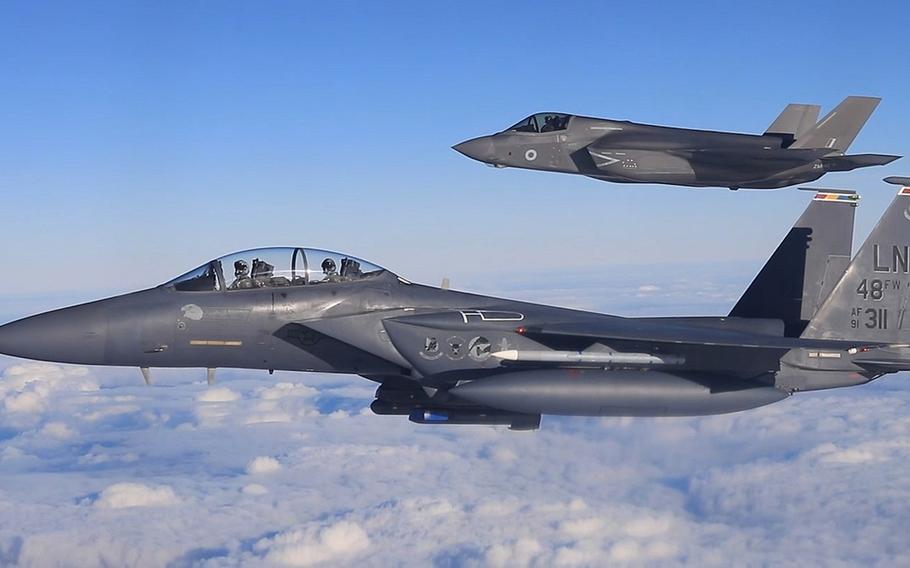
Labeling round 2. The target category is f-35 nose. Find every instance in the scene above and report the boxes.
[0,303,109,365]
[453,136,497,164]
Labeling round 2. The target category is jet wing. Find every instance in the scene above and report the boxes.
[583,144,834,174]
[666,147,835,168]
[521,319,876,352]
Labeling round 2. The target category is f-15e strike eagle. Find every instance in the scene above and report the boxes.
[2,178,910,430]
[454,97,900,190]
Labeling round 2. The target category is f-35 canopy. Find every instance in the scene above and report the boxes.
[505,113,571,133]
[164,247,387,292]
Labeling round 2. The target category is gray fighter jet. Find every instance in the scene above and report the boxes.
[454,97,900,190]
[1,179,909,430]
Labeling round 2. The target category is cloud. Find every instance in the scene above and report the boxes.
[4,391,45,414]
[0,356,907,567]
[242,483,269,496]
[258,382,319,400]
[485,537,543,567]
[247,456,282,474]
[0,363,98,418]
[254,520,370,566]
[197,387,241,403]
[39,421,75,440]
[93,483,180,509]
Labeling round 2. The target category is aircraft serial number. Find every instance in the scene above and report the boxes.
[850,307,888,329]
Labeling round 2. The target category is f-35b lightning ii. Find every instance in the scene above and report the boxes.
[1,179,910,430]
[454,97,899,190]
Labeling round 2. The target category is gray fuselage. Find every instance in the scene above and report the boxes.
[454,114,892,189]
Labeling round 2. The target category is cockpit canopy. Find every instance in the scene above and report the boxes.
[506,113,571,134]
[164,247,387,292]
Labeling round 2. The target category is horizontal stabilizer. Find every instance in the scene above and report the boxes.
[852,358,910,372]
[821,153,901,172]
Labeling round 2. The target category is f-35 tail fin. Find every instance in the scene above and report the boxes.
[730,190,857,336]
[765,103,821,148]
[790,96,881,152]
[802,178,910,342]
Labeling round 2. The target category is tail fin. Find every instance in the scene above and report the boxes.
[802,179,910,342]
[730,190,857,336]
[764,103,821,148]
[790,96,881,151]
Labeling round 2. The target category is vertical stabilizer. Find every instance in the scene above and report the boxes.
[790,96,880,152]
[730,190,857,336]
[803,179,910,341]
[764,103,821,148]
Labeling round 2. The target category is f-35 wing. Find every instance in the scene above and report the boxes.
[666,148,899,174]
[584,145,834,174]
[669,147,835,167]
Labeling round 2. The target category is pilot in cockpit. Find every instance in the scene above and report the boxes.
[321,258,342,283]
[540,115,559,132]
[230,260,256,289]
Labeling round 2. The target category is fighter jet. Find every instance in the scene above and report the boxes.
[453,97,900,190]
[1,179,909,430]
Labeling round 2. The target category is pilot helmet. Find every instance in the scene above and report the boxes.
[321,258,336,273]
[234,260,249,276]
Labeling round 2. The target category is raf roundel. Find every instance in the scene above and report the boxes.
[524,149,537,161]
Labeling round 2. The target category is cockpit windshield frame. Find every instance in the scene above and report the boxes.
[164,247,388,292]
[505,113,571,134]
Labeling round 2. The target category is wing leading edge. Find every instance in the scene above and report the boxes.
[521,319,877,351]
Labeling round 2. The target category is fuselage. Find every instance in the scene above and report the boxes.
[454,114,836,189]
[0,269,873,393]
[0,240,891,427]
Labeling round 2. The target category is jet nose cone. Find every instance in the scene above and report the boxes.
[452,136,497,164]
[0,304,108,365]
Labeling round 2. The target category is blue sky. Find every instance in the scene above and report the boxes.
[2,2,910,566]
[2,0,910,303]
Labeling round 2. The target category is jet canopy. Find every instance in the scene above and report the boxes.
[506,113,571,134]
[164,247,388,292]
